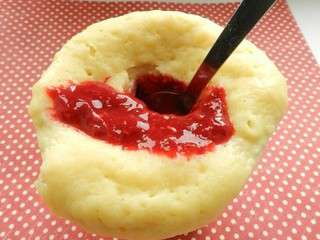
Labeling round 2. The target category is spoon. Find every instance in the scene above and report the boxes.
[145,0,277,115]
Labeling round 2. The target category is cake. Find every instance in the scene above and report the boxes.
[29,11,287,240]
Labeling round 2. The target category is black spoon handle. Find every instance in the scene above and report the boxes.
[205,0,276,67]
[187,0,277,99]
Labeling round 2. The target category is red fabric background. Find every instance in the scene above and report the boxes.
[0,0,319,239]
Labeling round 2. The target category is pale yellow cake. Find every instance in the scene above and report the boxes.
[29,11,287,240]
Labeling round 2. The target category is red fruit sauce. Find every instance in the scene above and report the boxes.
[47,74,234,157]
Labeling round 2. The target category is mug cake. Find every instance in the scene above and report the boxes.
[29,11,287,240]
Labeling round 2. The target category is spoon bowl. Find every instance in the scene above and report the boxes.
[144,91,195,115]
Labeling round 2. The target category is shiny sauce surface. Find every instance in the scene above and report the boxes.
[47,74,234,157]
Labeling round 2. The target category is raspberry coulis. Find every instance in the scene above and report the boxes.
[47,74,234,157]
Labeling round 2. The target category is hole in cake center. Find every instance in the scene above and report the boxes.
[135,73,188,115]
[128,65,188,115]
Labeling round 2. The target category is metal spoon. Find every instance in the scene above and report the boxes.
[145,0,277,115]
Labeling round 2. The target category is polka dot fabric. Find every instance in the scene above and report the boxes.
[0,0,319,239]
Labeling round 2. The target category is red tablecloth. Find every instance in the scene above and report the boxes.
[0,0,319,239]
